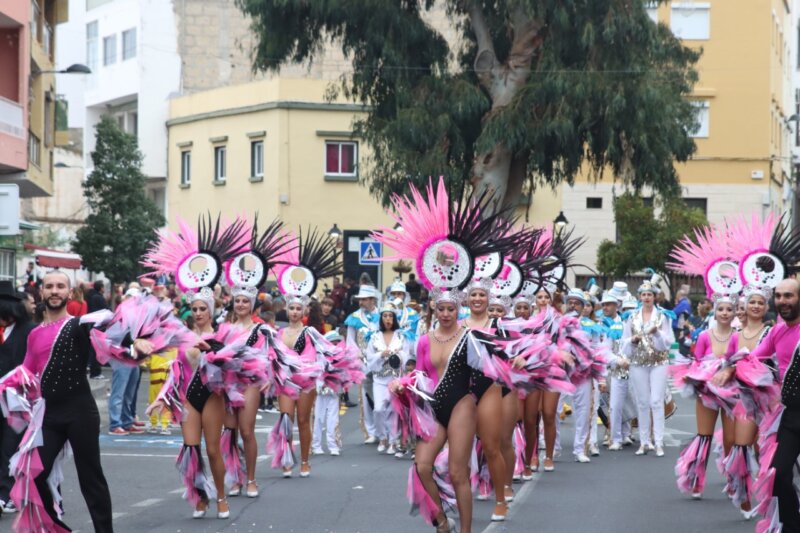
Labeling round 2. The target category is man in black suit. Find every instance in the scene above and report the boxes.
[0,281,35,516]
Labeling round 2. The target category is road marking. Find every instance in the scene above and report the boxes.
[101,453,177,458]
[112,512,128,520]
[169,488,184,494]
[131,498,163,508]
[481,470,542,533]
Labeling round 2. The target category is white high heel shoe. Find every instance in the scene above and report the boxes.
[217,498,230,519]
[246,480,259,498]
[192,501,208,519]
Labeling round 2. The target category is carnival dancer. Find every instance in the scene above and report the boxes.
[622,278,675,457]
[271,228,356,478]
[701,213,800,531]
[344,285,381,444]
[146,289,233,519]
[141,214,287,515]
[374,178,515,532]
[0,270,198,533]
[721,284,773,517]
[667,221,775,506]
[600,285,636,450]
[366,301,412,455]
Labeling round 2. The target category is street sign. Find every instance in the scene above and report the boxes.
[0,184,19,236]
[358,240,382,266]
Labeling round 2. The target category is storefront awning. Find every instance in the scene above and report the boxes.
[23,244,82,270]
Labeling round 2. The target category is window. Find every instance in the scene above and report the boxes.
[683,197,707,215]
[689,101,709,138]
[214,146,226,182]
[86,21,98,71]
[670,3,710,40]
[122,28,136,60]
[645,2,658,23]
[250,140,264,178]
[586,197,603,209]
[180,151,191,186]
[325,141,357,177]
[103,34,116,65]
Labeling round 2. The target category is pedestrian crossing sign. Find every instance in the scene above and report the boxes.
[359,241,382,265]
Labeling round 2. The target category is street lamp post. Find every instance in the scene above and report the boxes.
[553,211,568,235]
[326,223,343,297]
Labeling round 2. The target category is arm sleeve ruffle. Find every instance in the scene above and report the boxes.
[82,294,200,365]
[305,327,365,394]
[388,371,438,443]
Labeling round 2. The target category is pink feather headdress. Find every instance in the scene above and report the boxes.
[272,227,341,306]
[725,212,800,289]
[141,214,248,292]
[372,177,518,296]
[667,222,741,298]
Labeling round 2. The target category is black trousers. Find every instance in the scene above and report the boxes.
[88,347,102,378]
[772,405,800,532]
[0,415,22,502]
[36,393,113,532]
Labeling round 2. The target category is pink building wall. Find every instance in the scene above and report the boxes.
[0,0,30,172]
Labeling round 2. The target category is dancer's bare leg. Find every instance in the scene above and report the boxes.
[414,425,448,526]
[500,390,519,496]
[237,386,261,492]
[201,393,228,513]
[542,391,560,469]
[447,395,478,533]
[523,390,541,468]
[476,385,507,509]
[297,390,317,474]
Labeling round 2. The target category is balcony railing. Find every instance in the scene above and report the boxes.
[30,0,40,43]
[28,131,41,167]
[0,97,24,139]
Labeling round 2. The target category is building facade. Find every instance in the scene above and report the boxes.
[0,0,70,198]
[71,0,182,215]
[560,0,796,285]
[167,78,397,287]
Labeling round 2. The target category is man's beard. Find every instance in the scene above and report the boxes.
[778,302,800,322]
[45,296,67,311]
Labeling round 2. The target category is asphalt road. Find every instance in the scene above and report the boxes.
[4,374,757,533]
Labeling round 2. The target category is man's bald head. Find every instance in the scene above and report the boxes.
[776,278,800,297]
[775,277,800,324]
[43,270,71,288]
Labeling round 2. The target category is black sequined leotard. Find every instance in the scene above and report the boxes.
[185,336,224,413]
[186,370,210,413]
[418,330,475,427]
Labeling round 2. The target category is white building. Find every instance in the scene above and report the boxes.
[57,0,181,216]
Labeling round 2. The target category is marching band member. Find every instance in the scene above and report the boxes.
[600,284,636,450]
[344,285,381,444]
[622,278,675,457]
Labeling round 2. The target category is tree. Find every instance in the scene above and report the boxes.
[596,192,707,280]
[236,0,700,207]
[73,116,164,283]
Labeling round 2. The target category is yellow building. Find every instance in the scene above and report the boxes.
[559,0,794,285]
[167,78,400,290]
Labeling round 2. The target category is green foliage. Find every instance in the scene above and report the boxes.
[72,116,164,283]
[596,192,707,278]
[236,0,699,205]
